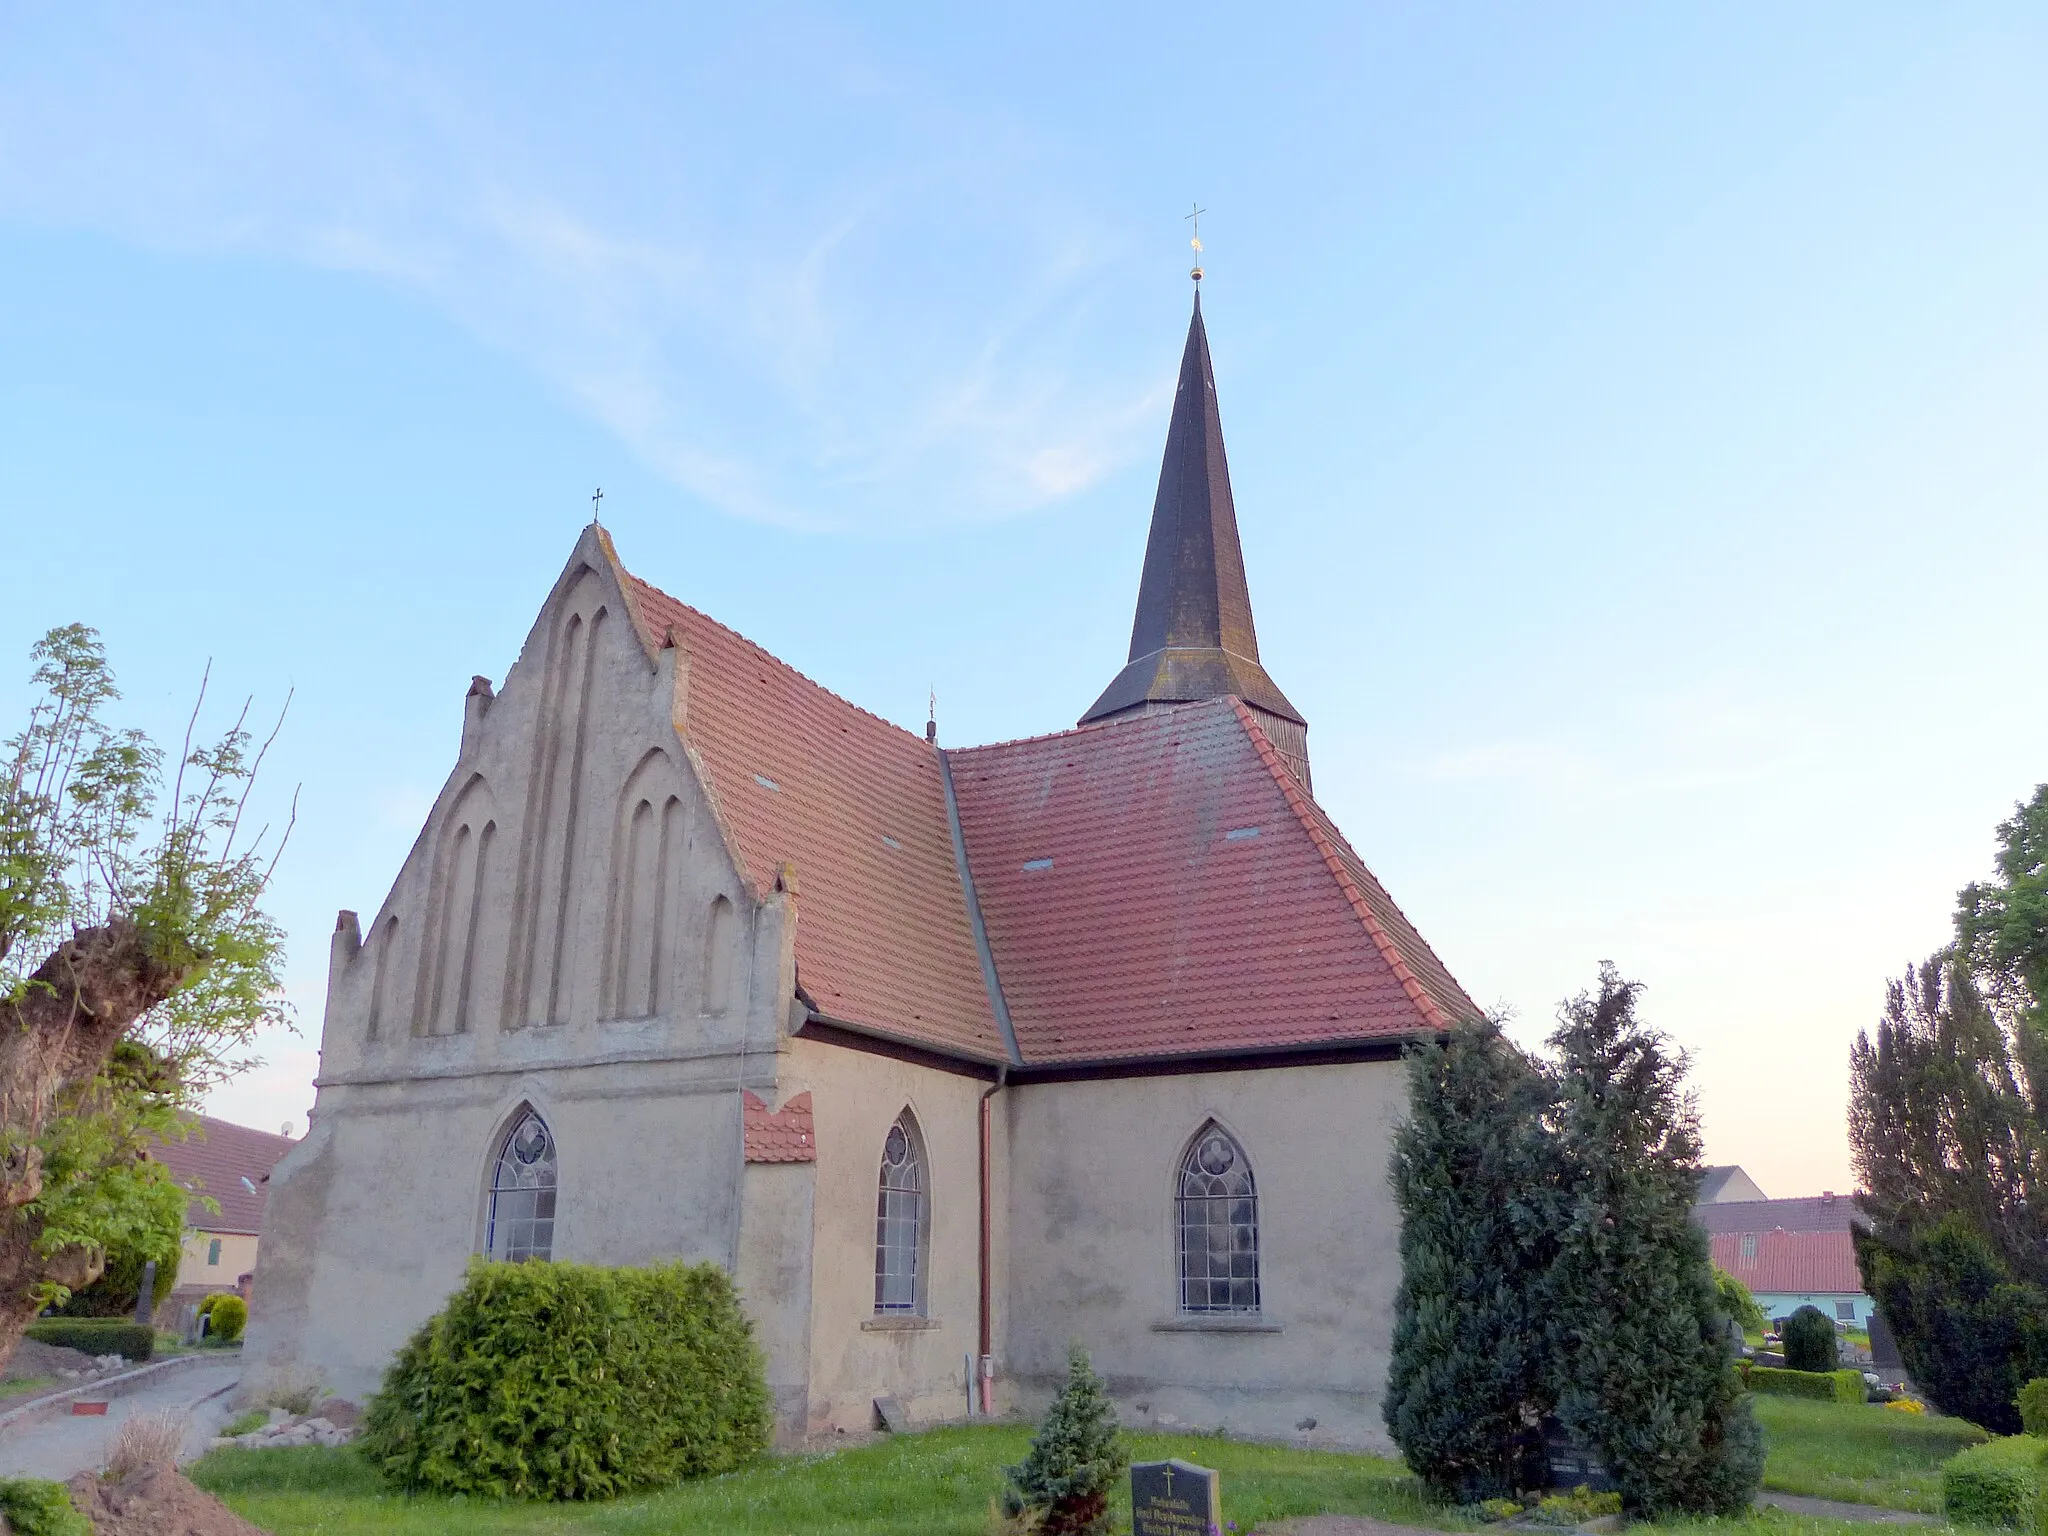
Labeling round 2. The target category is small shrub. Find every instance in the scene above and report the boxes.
[207,1294,248,1342]
[1942,1438,2041,1528]
[359,1258,771,1500]
[1529,1486,1624,1525]
[2018,1379,2048,1438]
[103,1409,188,1481]
[0,1477,94,1536]
[1782,1305,1839,1373]
[1476,1497,1524,1522]
[1746,1365,1864,1403]
[1001,1344,1129,1536]
[23,1318,154,1361]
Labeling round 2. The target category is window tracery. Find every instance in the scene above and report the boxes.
[487,1109,557,1263]
[874,1112,925,1314]
[1177,1122,1259,1313]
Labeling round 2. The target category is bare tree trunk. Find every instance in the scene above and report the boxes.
[0,921,192,1367]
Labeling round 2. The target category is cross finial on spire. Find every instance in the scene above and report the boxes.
[1186,203,1206,283]
[591,486,604,524]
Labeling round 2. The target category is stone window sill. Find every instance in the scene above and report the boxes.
[862,1316,942,1332]
[1151,1314,1283,1334]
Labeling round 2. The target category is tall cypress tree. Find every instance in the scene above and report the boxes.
[1385,1020,1556,1501]
[1544,966,1762,1517]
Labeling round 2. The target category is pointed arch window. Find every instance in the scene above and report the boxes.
[1178,1122,1260,1313]
[487,1109,557,1263]
[874,1112,926,1314]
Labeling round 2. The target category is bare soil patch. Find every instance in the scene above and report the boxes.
[3,1338,100,1379]
[66,1463,269,1536]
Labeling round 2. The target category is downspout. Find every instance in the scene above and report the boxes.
[979,1063,1008,1416]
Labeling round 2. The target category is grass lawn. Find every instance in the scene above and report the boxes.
[0,1374,55,1399]
[191,1417,1957,1536]
[192,1427,1457,1536]
[1752,1394,1990,1513]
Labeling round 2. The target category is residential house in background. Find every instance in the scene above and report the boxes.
[1696,1192,1873,1327]
[1695,1165,1769,1204]
[154,1114,298,1325]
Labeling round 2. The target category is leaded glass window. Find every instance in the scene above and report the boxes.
[487,1110,557,1263]
[1178,1122,1259,1313]
[874,1113,924,1314]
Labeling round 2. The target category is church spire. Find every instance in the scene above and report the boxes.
[1080,290,1311,786]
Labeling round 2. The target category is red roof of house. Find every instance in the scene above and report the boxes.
[1712,1228,1864,1295]
[947,698,1479,1064]
[1695,1196,1861,1236]
[616,556,1479,1070]
[743,1091,816,1163]
[152,1115,297,1236]
[625,574,1007,1063]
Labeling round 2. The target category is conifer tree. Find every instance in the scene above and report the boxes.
[1385,1019,1556,1501]
[1002,1343,1129,1536]
[1544,966,1762,1517]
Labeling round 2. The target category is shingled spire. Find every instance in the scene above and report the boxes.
[1080,291,1310,786]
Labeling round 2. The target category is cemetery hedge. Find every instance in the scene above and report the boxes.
[1940,1436,2043,1528]
[23,1317,154,1359]
[1745,1366,1865,1404]
[358,1257,771,1500]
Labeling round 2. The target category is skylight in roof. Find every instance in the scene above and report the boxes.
[1225,827,1261,841]
[1021,857,1054,872]
[753,774,780,791]
[881,835,903,850]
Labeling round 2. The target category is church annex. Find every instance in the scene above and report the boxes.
[249,294,1482,1447]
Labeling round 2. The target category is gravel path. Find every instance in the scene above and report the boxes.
[0,1360,242,1482]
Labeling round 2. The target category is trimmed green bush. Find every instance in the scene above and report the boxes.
[2018,1378,2048,1438]
[1942,1437,2042,1528]
[207,1294,248,1342]
[359,1258,771,1500]
[24,1318,154,1360]
[0,1477,94,1536]
[1782,1305,1839,1373]
[1747,1366,1864,1404]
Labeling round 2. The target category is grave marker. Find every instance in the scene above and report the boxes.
[1131,1457,1220,1536]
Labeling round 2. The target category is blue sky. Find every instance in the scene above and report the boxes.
[2,4,2043,1194]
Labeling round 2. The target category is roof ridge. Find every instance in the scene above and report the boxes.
[622,572,935,750]
[951,697,1236,759]
[1228,698,1447,1031]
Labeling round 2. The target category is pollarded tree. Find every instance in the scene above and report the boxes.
[1385,1018,1557,1501]
[1544,966,1762,1517]
[0,626,288,1369]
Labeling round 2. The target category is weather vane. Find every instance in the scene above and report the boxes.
[1186,203,1206,283]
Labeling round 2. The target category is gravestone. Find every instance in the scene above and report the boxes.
[1867,1311,1902,1370]
[1541,1420,1617,1494]
[133,1260,157,1327]
[1131,1458,1221,1536]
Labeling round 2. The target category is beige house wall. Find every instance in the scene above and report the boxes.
[1001,1060,1408,1450]
[772,1035,1004,1436]
[175,1230,260,1291]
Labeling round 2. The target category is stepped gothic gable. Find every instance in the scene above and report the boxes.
[250,294,1482,1452]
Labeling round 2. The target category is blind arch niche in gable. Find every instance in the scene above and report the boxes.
[1177,1120,1260,1314]
[486,1106,558,1263]
[603,749,690,1021]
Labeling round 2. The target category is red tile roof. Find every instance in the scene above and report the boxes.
[1712,1229,1865,1295]
[743,1091,817,1163]
[615,552,1479,1070]
[1695,1196,1861,1236]
[624,574,1007,1063]
[152,1115,297,1236]
[947,698,1481,1064]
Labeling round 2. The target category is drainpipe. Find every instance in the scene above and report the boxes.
[978,1063,1008,1416]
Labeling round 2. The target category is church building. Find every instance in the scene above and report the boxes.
[249,292,1481,1447]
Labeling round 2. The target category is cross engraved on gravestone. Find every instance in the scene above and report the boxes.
[1131,1457,1221,1536]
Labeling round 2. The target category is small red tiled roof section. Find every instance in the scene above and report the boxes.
[1711,1229,1865,1295]
[622,573,1006,1063]
[1695,1195,1861,1236]
[948,697,1482,1064]
[152,1115,298,1235]
[743,1091,817,1163]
